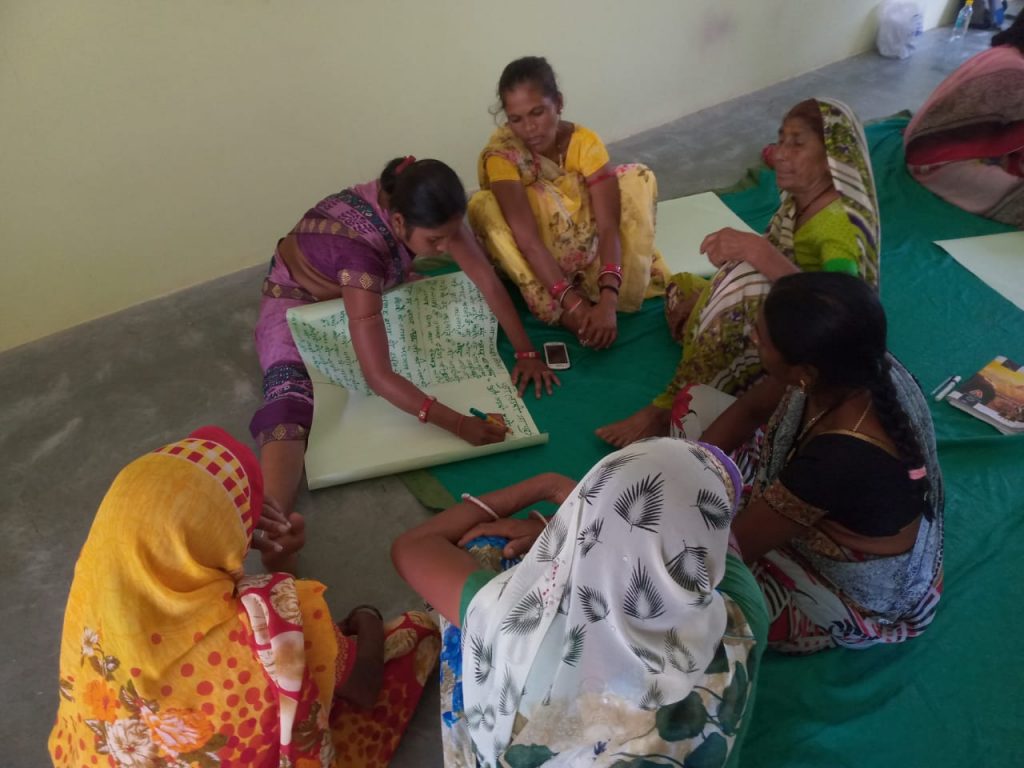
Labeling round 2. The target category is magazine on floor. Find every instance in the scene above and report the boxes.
[944,356,1024,434]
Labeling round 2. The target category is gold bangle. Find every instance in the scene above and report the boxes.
[565,297,585,315]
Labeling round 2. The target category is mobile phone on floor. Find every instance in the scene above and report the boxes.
[543,341,571,370]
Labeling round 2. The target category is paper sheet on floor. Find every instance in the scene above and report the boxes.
[655,192,757,276]
[287,271,547,489]
[935,231,1024,311]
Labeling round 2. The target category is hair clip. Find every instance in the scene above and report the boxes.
[908,466,927,481]
[396,155,416,174]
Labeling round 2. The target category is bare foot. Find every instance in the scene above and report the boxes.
[666,288,701,342]
[595,405,672,448]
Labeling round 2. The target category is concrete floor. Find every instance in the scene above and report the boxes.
[1,20,1000,767]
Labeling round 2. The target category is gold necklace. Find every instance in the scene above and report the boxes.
[794,403,834,445]
[788,391,873,464]
[851,398,873,433]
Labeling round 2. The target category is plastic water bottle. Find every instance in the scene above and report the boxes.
[950,0,973,41]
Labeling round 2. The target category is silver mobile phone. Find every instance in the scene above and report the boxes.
[543,341,571,370]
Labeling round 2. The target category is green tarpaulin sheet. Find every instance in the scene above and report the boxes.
[407,117,1024,764]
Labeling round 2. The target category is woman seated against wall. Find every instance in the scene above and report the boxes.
[597,98,881,447]
[698,272,944,652]
[49,427,439,768]
[468,56,668,349]
[905,14,1024,228]
[393,438,767,767]
[251,158,559,568]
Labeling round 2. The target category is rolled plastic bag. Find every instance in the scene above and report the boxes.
[877,0,923,59]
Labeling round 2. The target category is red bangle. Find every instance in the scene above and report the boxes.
[599,264,623,286]
[552,280,577,307]
[586,169,617,188]
[515,350,539,360]
[417,395,437,423]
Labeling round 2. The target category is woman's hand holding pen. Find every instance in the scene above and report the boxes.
[425,400,507,446]
[456,414,507,446]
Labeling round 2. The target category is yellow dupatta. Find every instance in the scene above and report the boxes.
[478,125,598,275]
[472,124,666,322]
[49,428,339,768]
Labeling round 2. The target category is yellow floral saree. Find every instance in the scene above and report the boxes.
[469,124,667,323]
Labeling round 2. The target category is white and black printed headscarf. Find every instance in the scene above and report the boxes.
[460,438,743,767]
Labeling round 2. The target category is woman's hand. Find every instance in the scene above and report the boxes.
[559,296,588,338]
[457,414,508,446]
[252,496,306,570]
[455,472,576,557]
[457,517,546,558]
[544,472,579,505]
[700,228,797,279]
[578,293,618,349]
[700,227,772,268]
[512,357,560,398]
[254,497,291,543]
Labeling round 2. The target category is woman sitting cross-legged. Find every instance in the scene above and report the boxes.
[468,56,668,349]
[392,438,767,768]
[49,427,440,768]
[697,272,945,653]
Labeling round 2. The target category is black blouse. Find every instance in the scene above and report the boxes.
[779,432,929,536]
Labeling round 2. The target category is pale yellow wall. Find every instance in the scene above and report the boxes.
[1,0,954,351]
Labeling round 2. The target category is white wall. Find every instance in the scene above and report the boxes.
[0,0,955,351]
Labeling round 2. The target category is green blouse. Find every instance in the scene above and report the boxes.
[791,198,861,276]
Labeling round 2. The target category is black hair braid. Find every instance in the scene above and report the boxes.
[867,361,933,517]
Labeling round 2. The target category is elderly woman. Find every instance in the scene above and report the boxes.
[701,273,944,652]
[49,427,439,768]
[393,439,767,767]
[598,98,880,447]
[905,14,1024,227]
[468,56,668,349]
